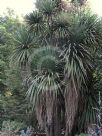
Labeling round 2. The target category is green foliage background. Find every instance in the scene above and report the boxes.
[0,9,38,130]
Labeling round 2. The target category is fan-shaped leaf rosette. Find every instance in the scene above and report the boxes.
[11,26,34,66]
[26,46,62,106]
[36,0,57,16]
[25,11,45,34]
[51,12,70,38]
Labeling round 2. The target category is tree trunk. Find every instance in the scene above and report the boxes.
[65,82,79,136]
[45,92,54,136]
[45,123,54,136]
[45,93,63,136]
[45,103,62,136]
[53,98,62,136]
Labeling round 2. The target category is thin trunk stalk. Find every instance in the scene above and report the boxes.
[65,82,79,136]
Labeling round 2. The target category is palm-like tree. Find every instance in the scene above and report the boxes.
[12,0,102,136]
[29,45,65,136]
[11,26,35,86]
